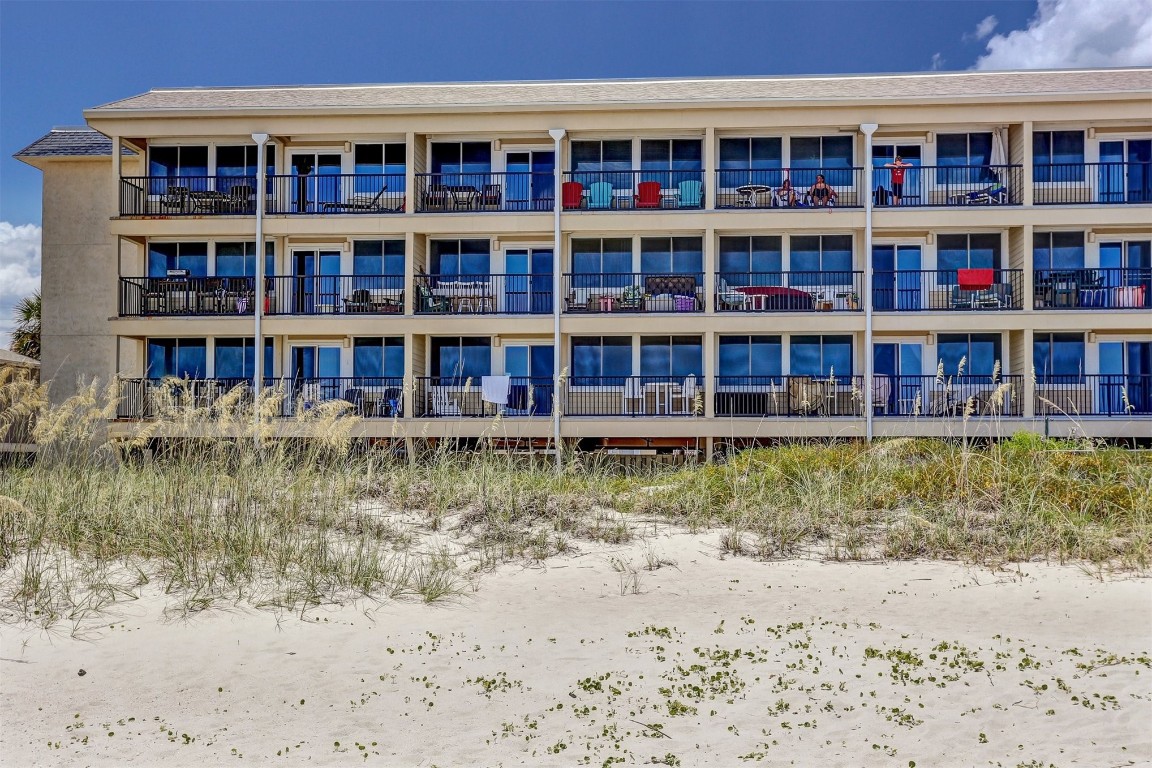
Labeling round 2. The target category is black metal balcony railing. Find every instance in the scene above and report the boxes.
[716,272,864,312]
[1034,268,1151,310]
[563,376,703,417]
[714,375,863,416]
[266,174,406,214]
[120,176,261,216]
[120,276,260,316]
[116,377,405,419]
[414,172,555,213]
[878,375,1023,417]
[1034,162,1152,205]
[413,274,553,314]
[560,170,705,210]
[265,275,406,315]
[872,269,1024,311]
[871,164,1023,207]
[1035,374,1152,417]
[413,377,554,417]
[561,273,705,313]
[714,167,863,208]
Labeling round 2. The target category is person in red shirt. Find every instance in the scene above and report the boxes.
[884,156,912,206]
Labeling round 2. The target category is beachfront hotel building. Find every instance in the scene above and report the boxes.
[14,68,1152,454]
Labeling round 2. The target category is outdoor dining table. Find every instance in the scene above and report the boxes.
[735,184,773,207]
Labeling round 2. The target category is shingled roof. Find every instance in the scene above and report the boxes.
[14,127,134,158]
[86,69,1152,114]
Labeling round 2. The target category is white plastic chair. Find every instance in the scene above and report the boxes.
[431,386,462,416]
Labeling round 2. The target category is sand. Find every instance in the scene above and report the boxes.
[2,532,1150,767]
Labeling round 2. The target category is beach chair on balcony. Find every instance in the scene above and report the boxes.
[562,181,584,209]
[226,184,255,213]
[950,183,1007,205]
[431,386,462,416]
[622,378,645,415]
[871,375,893,415]
[634,181,662,208]
[588,181,614,209]
[479,183,502,209]
[417,282,452,313]
[788,376,825,415]
[675,374,699,414]
[678,180,703,208]
[161,185,189,213]
[322,186,388,212]
[343,288,372,313]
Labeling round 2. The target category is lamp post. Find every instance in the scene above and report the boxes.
[548,128,566,472]
[252,132,270,443]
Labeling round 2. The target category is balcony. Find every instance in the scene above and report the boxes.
[118,174,406,216]
[1034,162,1152,205]
[118,276,407,317]
[266,174,405,214]
[560,171,705,210]
[414,274,553,314]
[872,269,1024,311]
[1035,375,1152,417]
[716,272,864,312]
[413,377,554,417]
[1033,268,1150,310]
[872,165,1022,207]
[563,376,701,417]
[714,168,863,208]
[120,176,259,216]
[561,273,704,313]
[116,377,404,419]
[714,375,864,416]
[415,172,555,213]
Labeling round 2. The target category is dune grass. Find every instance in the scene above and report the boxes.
[0,376,1148,627]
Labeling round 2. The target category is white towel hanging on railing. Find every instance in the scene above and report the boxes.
[481,375,511,405]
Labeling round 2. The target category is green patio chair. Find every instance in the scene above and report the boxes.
[588,181,614,209]
[678,180,703,207]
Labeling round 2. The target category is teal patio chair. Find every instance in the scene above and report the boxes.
[678,180,703,208]
[588,181,614,209]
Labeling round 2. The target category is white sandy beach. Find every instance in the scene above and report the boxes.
[2,532,1150,767]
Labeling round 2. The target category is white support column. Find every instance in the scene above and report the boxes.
[1021,121,1034,207]
[549,128,567,471]
[860,123,879,441]
[251,132,270,443]
[405,131,416,214]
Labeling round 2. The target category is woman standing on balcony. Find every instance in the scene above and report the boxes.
[884,156,912,206]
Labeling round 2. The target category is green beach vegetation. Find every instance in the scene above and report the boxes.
[1,374,1149,627]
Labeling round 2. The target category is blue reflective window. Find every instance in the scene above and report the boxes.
[430,240,490,278]
[353,240,405,275]
[432,338,490,380]
[1033,131,1084,182]
[214,338,273,379]
[937,333,1002,377]
[353,337,404,378]
[571,337,632,384]
[718,336,781,380]
[216,241,275,277]
[572,239,632,288]
[718,237,782,286]
[639,336,702,378]
[639,237,702,275]
[1034,333,1085,380]
[790,235,853,285]
[938,133,996,184]
[937,234,1000,277]
[148,242,208,277]
[1033,232,1085,271]
[790,335,852,378]
[430,142,491,176]
[147,338,207,379]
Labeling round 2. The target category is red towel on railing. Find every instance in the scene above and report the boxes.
[957,268,994,290]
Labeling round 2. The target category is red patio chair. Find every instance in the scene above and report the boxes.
[562,181,584,209]
[634,181,662,208]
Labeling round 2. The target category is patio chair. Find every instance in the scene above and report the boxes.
[622,378,645,415]
[951,183,1007,205]
[226,184,255,213]
[562,181,584,209]
[788,376,824,415]
[417,283,452,313]
[343,288,372,313]
[588,181,614,209]
[678,180,703,208]
[634,181,662,208]
[322,186,388,212]
[161,185,189,212]
[431,387,462,416]
[715,277,748,310]
[618,285,644,311]
[871,375,892,415]
[676,374,699,414]
[479,183,502,209]
[450,186,479,210]
[343,387,365,416]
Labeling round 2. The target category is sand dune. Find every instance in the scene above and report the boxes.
[2,532,1150,767]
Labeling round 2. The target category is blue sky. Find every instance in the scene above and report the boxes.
[1,0,1150,342]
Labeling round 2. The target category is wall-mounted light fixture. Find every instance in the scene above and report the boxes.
[1087,128,1097,139]
[1087,230,1096,243]
[1088,332,1098,343]
[491,239,501,251]
[343,337,352,348]
[493,139,501,151]
[493,335,502,347]
[343,240,352,252]
[925,131,934,143]
[925,232,935,244]
[926,333,936,346]
[343,141,352,153]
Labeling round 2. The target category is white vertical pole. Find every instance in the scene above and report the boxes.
[548,128,566,472]
[860,123,878,442]
[252,133,270,443]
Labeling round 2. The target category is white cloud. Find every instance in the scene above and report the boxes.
[0,222,43,347]
[974,0,1152,70]
[930,52,945,71]
[964,15,999,43]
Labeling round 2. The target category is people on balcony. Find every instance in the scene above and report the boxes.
[775,178,797,207]
[884,156,912,206]
[808,174,838,207]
